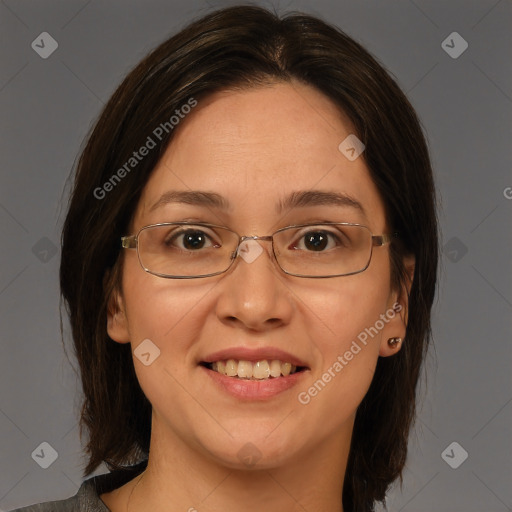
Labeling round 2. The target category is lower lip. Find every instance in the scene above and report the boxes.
[200,365,307,400]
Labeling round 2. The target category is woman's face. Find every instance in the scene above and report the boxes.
[108,81,408,470]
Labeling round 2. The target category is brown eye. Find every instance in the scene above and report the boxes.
[302,231,330,251]
[291,229,344,252]
[165,228,220,251]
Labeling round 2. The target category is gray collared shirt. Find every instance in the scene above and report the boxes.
[9,460,148,512]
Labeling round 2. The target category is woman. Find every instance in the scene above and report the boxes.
[12,4,438,511]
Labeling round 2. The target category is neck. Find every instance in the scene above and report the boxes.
[121,415,352,512]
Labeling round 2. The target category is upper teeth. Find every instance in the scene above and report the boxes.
[211,359,298,379]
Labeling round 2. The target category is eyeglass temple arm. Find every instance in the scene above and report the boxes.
[372,233,398,246]
[121,236,137,249]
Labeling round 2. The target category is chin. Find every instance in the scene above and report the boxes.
[198,428,304,471]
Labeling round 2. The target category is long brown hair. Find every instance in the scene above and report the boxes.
[60,5,438,511]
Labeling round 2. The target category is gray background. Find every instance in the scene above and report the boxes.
[1,0,511,510]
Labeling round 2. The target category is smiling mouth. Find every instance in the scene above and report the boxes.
[200,359,308,380]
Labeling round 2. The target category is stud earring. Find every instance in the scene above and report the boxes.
[387,337,402,348]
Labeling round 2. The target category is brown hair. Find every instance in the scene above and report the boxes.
[59,5,438,511]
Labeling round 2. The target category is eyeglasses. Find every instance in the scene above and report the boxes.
[121,222,397,279]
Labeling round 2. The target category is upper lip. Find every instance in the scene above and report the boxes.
[201,347,310,369]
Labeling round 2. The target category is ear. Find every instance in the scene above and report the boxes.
[105,272,131,344]
[379,254,415,357]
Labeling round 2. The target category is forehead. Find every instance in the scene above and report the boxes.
[135,82,387,230]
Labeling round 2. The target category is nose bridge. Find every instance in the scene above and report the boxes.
[218,233,292,330]
[239,234,273,242]
[235,235,276,266]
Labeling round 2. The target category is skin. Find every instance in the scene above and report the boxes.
[101,81,413,512]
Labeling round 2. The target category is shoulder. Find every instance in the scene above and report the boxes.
[7,493,80,511]
[8,459,148,512]
[8,477,104,512]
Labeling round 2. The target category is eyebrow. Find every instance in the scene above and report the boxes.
[149,189,367,217]
[149,190,231,213]
[277,190,366,217]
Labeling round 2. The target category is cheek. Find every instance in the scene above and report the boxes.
[121,257,214,350]
[295,280,388,424]
[293,257,392,413]
[121,265,216,411]
[296,259,392,347]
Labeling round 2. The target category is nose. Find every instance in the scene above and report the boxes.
[214,238,294,332]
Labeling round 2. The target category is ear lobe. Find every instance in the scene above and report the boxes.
[106,287,131,344]
[379,253,415,357]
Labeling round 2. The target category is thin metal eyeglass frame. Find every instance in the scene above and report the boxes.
[121,221,398,279]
